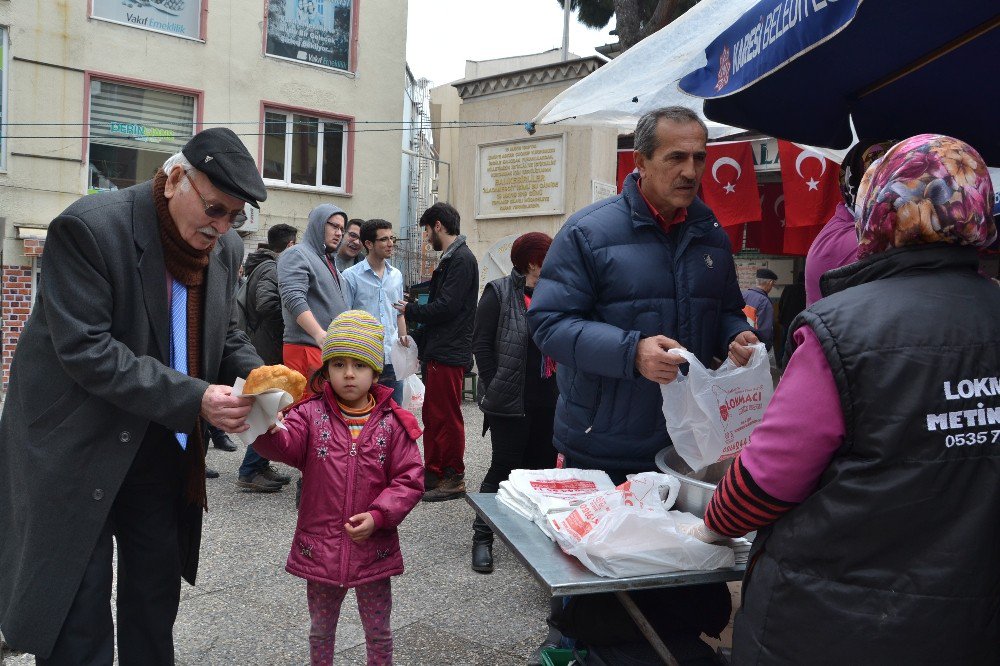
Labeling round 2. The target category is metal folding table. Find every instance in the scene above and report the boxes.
[466,493,746,666]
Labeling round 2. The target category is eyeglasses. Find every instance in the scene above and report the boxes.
[184,172,248,228]
[345,231,361,240]
[375,236,398,244]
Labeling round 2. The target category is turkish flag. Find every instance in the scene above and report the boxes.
[784,224,824,255]
[702,142,762,227]
[617,150,636,193]
[723,224,744,253]
[778,140,842,227]
[755,182,785,255]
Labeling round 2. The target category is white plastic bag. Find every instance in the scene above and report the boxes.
[547,473,735,577]
[497,468,617,539]
[391,335,420,379]
[402,374,425,411]
[660,343,774,472]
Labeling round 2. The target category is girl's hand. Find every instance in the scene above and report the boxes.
[345,512,375,542]
[267,412,285,434]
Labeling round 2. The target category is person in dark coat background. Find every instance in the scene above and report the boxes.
[236,222,299,493]
[775,271,805,362]
[469,232,558,574]
[0,128,264,662]
[393,202,479,502]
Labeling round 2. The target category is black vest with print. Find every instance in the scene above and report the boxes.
[479,272,529,417]
[733,245,1000,665]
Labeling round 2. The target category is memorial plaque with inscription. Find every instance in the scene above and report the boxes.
[476,136,565,219]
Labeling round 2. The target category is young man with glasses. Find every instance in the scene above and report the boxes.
[277,203,351,395]
[342,219,409,404]
[334,218,365,272]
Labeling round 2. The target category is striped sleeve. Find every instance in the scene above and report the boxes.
[704,455,797,537]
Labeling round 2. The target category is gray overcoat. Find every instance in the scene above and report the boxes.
[0,181,262,657]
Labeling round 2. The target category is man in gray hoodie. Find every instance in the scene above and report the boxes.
[277,203,350,391]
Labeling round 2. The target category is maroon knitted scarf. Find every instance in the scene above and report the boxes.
[153,168,213,509]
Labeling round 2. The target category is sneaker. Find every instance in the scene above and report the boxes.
[236,472,283,493]
[422,472,465,502]
[205,467,220,479]
[260,464,292,485]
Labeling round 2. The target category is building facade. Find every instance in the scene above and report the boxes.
[0,0,408,387]
[430,51,618,291]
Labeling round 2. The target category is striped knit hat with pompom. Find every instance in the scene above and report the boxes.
[321,310,385,373]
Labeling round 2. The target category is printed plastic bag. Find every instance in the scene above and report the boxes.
[497,468,616,538]
[391,335,420,379]
[547,473,735,577]
[402,374,425,411]
[660,343,773,472]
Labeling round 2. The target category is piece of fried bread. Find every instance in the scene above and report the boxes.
[244,364,306,402]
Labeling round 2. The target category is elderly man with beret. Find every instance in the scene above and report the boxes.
[742,268,778,350]
[0,128,265,663]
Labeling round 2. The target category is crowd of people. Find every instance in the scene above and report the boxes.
[0,104,998,665]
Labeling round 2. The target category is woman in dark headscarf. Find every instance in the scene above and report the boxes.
[470,232,558,574]
[704,134,1000,664]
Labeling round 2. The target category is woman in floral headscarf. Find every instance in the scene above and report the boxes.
[702,134,1000,664]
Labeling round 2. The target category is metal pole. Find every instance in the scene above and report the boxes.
[615,591,681,666]
[562,0,571,61]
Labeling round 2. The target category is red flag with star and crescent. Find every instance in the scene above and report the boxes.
[778,140,842,228]
[701,142,762,227]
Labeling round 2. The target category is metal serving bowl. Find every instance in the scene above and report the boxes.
[654,446,734,518]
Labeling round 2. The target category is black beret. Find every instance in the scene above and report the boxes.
[182,128,267,208]
[756,268,779,280]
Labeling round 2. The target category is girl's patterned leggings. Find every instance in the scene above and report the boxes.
[306,578,393,665]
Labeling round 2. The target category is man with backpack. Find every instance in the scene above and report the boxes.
[235,223,298,492]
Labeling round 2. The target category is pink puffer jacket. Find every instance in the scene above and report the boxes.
[253,382,424,588]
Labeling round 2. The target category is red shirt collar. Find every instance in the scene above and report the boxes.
[637,177,687,232]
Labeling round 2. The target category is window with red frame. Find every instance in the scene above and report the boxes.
[262,109,345,190]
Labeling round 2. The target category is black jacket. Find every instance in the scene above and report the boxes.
[405,235,478,369]
[733,245,1000,665]
[474,271,557,417]
[0,181,260,657]
[242,249,283,364]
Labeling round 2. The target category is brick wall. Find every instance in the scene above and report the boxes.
[2,263,35,389]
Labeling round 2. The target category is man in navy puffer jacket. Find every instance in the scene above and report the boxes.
[529,106,759,476]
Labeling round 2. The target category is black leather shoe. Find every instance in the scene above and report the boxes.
[205,467,220,479]
[472,541,494,573]
[210,432,238,452]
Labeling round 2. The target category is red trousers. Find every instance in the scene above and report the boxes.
[283,343,323,398]
[422,360,466,476]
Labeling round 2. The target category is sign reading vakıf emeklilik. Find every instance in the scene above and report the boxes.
[266,0,354,72]
[92,0,202,40]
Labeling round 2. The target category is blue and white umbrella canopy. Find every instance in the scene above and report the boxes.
[679,0,1000,163]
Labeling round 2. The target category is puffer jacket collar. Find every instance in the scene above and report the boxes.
[621,172,719,258]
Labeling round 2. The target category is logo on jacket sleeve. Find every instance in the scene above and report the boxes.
[703,254,715,269]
